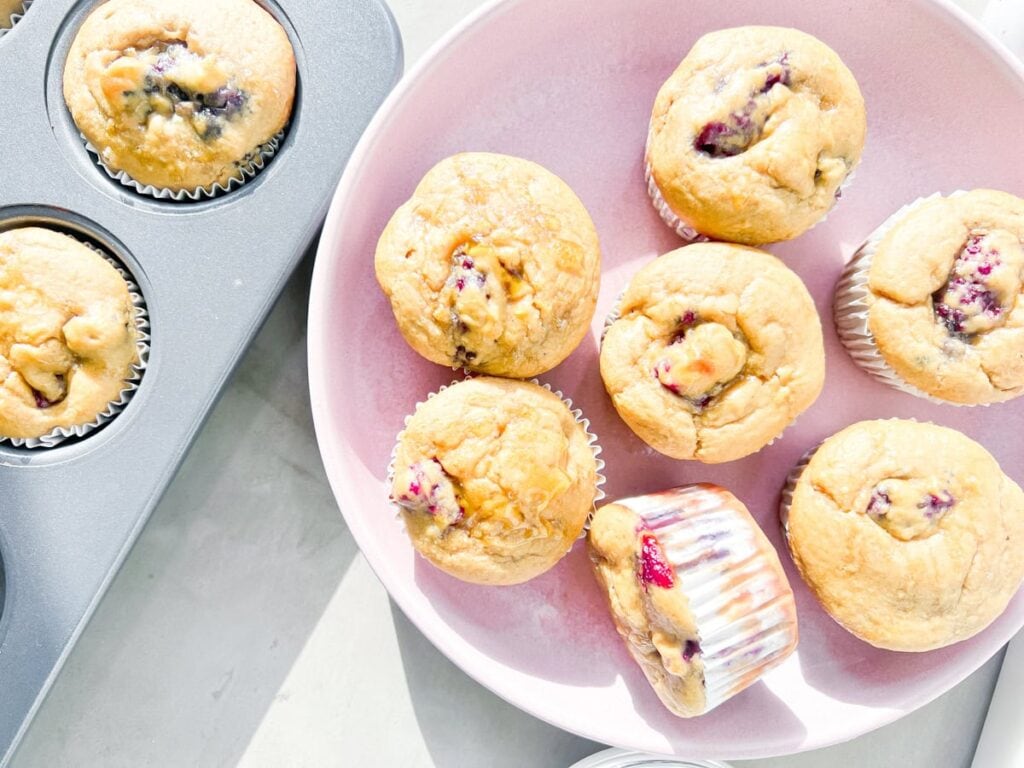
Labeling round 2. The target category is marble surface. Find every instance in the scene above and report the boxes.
[11,0,1010,765]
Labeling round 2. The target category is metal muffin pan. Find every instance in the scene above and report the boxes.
[0,1,402,763]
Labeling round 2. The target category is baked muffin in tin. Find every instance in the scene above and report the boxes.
[63,0,296,193]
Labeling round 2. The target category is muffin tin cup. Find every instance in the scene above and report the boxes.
[832,192,981,407]
[0,0,31,36]
[1,237,150,450]
[615,486,799,713]
[82,129,286,202]
[643,124,858,245]
[387,376,606,551]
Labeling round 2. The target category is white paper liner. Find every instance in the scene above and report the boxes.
[0,0,31,36]
[387,376,605,550]
[778,445,818,543]
[643,128,706,243]
[617,486,798,714]
[82,129,285,202]
[832,192,985,407]
[2,238,150,449]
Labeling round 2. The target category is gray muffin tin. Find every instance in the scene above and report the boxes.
[0,1,402,763]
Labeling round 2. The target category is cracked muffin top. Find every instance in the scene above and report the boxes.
[864,190,1024,405]
[375,152,601,378]
[389,377,598,585]
[600,242,825,463]
[784,419,1024,651]
[63,0,295,192]
[0,227,138,440]
[646,26,866,244]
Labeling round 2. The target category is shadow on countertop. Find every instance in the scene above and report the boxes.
[390,598,603,768]
[11,253,360,768]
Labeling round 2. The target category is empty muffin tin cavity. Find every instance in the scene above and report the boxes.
[44,0,305,206]
[0,206,150,453]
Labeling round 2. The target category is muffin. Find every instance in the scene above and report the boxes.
[63,0,296,193]
[375,152,601,378]
[0,227,140,441]
[600,243,825,463]
[835,190,1024,405]
[782,419,1024,651]
[646,26,866,244]
[389,377,600,585]
[588,485,798,718]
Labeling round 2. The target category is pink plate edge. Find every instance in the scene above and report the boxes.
[307,0,1024,758]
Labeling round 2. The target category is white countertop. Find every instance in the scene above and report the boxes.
[11,1,1011,765]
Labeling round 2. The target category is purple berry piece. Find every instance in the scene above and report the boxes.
[694,121,743,157]
[638,533,675,590]
[918,491,956,518]
[688,394,714,411]
[867,489,891,518]
[683,639,702,662]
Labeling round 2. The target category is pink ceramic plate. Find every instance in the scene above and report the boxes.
[309,0,1024,758]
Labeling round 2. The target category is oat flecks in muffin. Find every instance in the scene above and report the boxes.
[0,228,138,440]
[647,26,866,244]
[375,153,601,378]
[600,243,825,463]
[785,419,1024,651]
[63,0,296,192]
[862,190,1024,404]
[390,377,598,586]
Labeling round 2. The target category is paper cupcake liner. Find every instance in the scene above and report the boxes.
[0,0,31,36]
[778,445,818,542]
[644,123,858,244]
[617,485,798,713]
[387,376,605,541]
[82,129,285,202]
[2,239,150,450]
[643,128,706,243]
[832,192,978,407]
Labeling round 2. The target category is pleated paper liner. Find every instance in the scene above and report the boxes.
[0,0,32,37]
[82,129,285,202]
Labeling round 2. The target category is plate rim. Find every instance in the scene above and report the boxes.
[308,0,1024,758]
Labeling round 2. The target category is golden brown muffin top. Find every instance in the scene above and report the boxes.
[375,152,601,378]
[648,26,866,244]
[0,227,138,439]
[865,190,1024,404]
[600,243,825,463]
[390,377,598,585]
[786,419,1024,651]
[63,0,295,191]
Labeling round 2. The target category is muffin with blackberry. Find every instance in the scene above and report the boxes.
[646,26,866,244]
[782,419,1024,651]
[600,243,825,463]
[376,152,601,378]
[835,189,1024,405]
[63,0,295,193]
